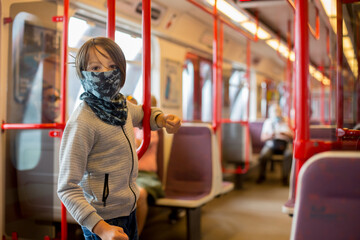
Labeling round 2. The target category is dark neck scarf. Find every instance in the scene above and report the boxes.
[80,92,128,126]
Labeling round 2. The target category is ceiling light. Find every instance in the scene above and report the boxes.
[241,21,271,39]
[206,0,248,22]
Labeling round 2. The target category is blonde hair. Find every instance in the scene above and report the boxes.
[75,37,127,87]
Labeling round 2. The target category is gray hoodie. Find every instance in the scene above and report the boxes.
[57,101,162,231]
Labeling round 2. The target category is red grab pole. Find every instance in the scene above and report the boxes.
[137,0,151,159]
[212,0,219,132]
[336,0,343,134]
[60,0,69,239]
[294,0,310,178]
[107,0,116,40]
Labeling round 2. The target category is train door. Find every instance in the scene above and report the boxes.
[3,1,62,238]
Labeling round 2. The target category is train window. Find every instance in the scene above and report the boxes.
[9,3,61,171]
[182,60,195,121]
[200,61,212,122]
[68,16,144,113]
[229,70,249,121]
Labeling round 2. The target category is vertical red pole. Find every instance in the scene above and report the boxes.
[219,21,224,166]
[286,20,293,128]
[60,0,68,125]
[212,0,218,132]
[327,29,332,125]
[245,39,251,172]
[137,0,151,159]
[357,78,360,123]
[60,0,69,239]
[11,232,18,240]
[356,19,360,124]
[292,15,296,131]
[328,68,332,124]
[320,81,325,124]
[246,40,251,122]
[315,8,320,39]
[107,0,116,40]
[336,0,343,132]
[294,0,309,178]
[320,65,325,124]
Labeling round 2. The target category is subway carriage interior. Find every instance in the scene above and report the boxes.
[0,0,360,239]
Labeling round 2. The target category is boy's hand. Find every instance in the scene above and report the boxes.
[93,220,129,240]
[156,114,181,134]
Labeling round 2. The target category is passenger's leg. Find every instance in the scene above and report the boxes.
[256,146,273,183]
[136,187,148,235]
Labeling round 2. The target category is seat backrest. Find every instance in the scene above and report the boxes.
[249,121,264,154]
[222,123,246,164]
[309,125,336,141]
[291,151,360,240]
[163,124,213,199]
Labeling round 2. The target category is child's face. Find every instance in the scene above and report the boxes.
[86,46,117,72]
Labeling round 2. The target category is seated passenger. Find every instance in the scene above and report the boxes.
[256,103,293,186]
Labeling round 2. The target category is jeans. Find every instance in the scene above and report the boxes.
[81,210,138,240]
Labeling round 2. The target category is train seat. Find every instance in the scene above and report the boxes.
[155,123,234,240]
[290,151,360,240]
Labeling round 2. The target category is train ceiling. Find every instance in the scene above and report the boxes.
[153,0,358,76]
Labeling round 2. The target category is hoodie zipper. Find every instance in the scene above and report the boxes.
[102,173,109,207]
[121,125,137,212]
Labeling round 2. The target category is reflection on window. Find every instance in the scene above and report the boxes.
[11,11,60,171]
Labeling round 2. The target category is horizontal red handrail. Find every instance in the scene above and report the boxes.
[1,123,65,130]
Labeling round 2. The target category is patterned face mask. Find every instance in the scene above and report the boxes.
[80,68,122,101]
[79,68,128,126]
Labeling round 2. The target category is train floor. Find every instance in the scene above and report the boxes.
[140,165,293,240]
